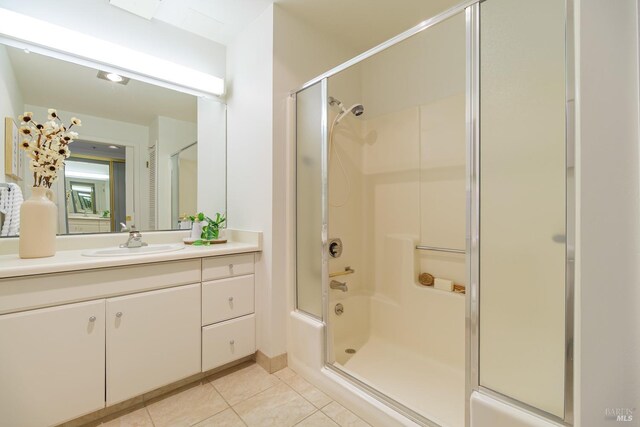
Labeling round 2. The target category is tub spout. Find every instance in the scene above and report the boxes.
[330,280,348,292]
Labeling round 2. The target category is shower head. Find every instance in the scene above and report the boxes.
[351,104,364,116]
[329,96,365,123]
[335,103,365,124]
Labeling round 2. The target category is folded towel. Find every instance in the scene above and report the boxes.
[1,183,23,236]
[434,277,454,292]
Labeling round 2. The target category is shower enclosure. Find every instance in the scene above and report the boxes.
[293,1,572,426]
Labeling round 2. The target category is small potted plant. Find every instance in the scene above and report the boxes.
[188,212,226,246]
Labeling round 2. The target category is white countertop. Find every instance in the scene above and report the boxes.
[0,230,262,279]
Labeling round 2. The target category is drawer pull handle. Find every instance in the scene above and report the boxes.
[116,312,123,318]
[229,264,234,272]
[89,316,96,322]
[229,340,235,345]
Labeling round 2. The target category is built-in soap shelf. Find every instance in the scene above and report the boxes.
[417,272,465,294]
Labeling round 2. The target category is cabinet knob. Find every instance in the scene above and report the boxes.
[229,340,235,345]
[229,264,234,271]
[89,316,96,322]
[228,297,234,302]
[116,312,123,318]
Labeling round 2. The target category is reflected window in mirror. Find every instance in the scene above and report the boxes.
[64,143,125,234]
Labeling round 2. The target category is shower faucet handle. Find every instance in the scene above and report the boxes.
[328,238,343,258]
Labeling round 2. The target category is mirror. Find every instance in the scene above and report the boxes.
[0,42,226,236]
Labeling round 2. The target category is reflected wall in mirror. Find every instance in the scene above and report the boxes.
[171,143,198,229]
[0,42,226,237]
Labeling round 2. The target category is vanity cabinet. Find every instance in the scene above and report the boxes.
[106,284,201,405]
[201,254,256,371]
[0,251,258,426]
[0,300,106,427]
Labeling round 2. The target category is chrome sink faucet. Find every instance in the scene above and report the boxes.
[120,225,148,248]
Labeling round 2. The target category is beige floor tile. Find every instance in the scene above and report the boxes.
[296,411,340,427]
[273,367,297,381]
[279,373,332,409]
[211,363,281,406]
[233,382,316,427]
[192,408,247,427]
[321,402,371,427]
[146,383,228,427]
[101,408,154,427]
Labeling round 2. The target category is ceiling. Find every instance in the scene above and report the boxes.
[275,0,461,52]
[111,0,461,52]
[6,45,197,126]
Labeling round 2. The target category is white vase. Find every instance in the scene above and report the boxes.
[19,187,57,259]
[190,221,203,240]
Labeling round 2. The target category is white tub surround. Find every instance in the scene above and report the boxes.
[470,392,564,427]
[0,231,261,427]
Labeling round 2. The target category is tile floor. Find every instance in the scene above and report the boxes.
[98,364,371,427]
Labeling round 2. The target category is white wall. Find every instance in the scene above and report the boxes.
[226,4,359,359]
[226,5,276,357]
[197,98,226,218]
[0,0,226,79]
[575,0,640,425]
[0,43,23,181]
[274,5,360,356]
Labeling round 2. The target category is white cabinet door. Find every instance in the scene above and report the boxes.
[106,284,201,405]
[0,300,105,427]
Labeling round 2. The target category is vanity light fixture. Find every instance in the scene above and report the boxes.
[108,145,119,149]
[97,70,130,85]
[106,73,124,82]
[0,8,225,96]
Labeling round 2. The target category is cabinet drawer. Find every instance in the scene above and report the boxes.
[202,254,254,281]
[202,314,255,372]
[202,275,254,326]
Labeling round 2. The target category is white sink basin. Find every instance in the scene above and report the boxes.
[82,244,185,257]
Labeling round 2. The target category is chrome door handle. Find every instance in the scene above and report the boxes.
[116,312,123,318]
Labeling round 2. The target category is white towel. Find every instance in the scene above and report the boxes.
[434,277,454,292]
[1,183,23,237]
[9,183,23,236]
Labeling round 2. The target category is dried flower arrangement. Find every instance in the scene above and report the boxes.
[18,109,81,188]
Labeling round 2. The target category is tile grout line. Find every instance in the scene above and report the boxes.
[184,381,234,427]
[212,371,284,408]
[293,409,322,426]
[143,405,157,427]
[281,373,334,411]
[210,380,249,427]
[229,405,250,427]
[201,375,249,427]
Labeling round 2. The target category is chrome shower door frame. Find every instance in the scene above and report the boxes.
[291,0,575,425]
